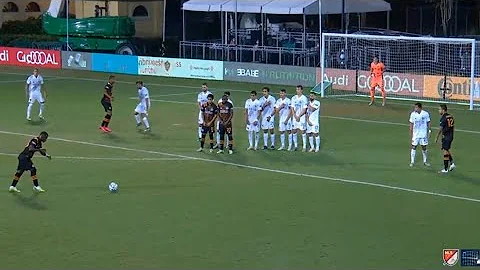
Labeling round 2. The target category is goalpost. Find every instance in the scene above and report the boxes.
[318,33,480,110]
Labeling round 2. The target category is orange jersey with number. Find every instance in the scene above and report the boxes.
[370,62,385,78]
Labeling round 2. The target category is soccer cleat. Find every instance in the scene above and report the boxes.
[33,186,46,192]
[263,146,268,150]
[27,117,32,121]
[136,122,142,127]
[228,150,233,155]
[254,147,258,151]
[368,101,374,106]
[302,148,307,152]
[196,147,203,152]
[213,144,219,149]
[290,147,297,152]
[423,162,431,167]
[315,149,320,153]
[439,169,449,174]
[103,127,112,132]
[144,128,151,133]
[209,149,214,153]
[409,163,414,167]
[216,149,224,154]
[99,126,107,132]
[278,146,285,151]
[247,146,254,150]
[382,102,385,107]
[309,148,315,153]
[449,163,456,171]
[270,145,275,150]
[9,186,20,193]
[38,114,44,120]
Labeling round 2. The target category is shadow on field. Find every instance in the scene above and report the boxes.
[15,193,47,210]
[27,119,46,126]
[450,171,480,186]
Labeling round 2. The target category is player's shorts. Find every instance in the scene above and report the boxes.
[198,111,203,125]
[306,123,320,134]
[370,77,384,89]
[101,99,112,112]
[261,116,275,130]
[135,103,148,114]
[17,155,34,171]
[202,125,215,134]
[411,137,428,146]
[28,92,44,104]
[292,119,306,131]
[441,137,453,150]
[219,124,233,135]
[246,121,260,133]
[278,119,292,132]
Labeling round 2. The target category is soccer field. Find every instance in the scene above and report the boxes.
[1,66,479,269]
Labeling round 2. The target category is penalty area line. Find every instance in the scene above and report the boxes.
[0,152,191,161]
[0,130,479,204]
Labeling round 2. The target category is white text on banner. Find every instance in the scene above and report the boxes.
[138,57,224,81]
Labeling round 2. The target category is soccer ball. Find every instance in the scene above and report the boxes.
[108,182,118,192]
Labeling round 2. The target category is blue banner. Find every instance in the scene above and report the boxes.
[92,53,138,75]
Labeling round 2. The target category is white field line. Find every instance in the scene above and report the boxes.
[131,98,480,135]
[0,129,479,204]
[149,92,198,97]
[1,70,476,112]
[0,152,190,161]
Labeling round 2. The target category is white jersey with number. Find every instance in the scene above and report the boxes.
[197,90,212,124]
[259,95,276,130]
[306,100,321,134]
[27,75,44,104]
[275,97,291,131]
[135,86,150,114]
[291,95,308,123]
[409,110,430,139]
[245,99,261,132]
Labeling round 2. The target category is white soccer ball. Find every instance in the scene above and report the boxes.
[108,182,118,192]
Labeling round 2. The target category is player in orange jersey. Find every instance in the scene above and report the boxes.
[369,56,386,106]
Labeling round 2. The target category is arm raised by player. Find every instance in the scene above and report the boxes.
[28,141,51,159]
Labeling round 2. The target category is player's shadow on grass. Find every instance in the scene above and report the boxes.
[14,193,47,211]
[450,171,480,186]
[27,120,46,126]
[103,132,127,143]
[137,130,160,140]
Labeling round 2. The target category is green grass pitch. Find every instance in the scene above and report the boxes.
[0,66,479,269]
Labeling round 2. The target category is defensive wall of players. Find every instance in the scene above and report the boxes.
[0,45,478,102]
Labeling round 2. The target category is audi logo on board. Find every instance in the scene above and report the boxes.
[357,72,422,94]
[17,50,58,65]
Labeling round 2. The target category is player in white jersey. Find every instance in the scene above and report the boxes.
[25,68,47,121]
[214,91,233,148]
[134,81,151,132]
[290,85,308,151]
[259,87,276,150]
[274,89,292,151]
[409,102,431,167]
[306,92,321,152]
[244,90,261,150]
[197,83,212,141]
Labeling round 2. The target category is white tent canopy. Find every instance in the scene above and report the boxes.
[182,0,392,15]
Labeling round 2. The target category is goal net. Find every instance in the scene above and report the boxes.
[318,33,480,110]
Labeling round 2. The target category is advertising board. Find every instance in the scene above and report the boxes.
[0,47,61,69]
[92,53,138,75]
[224,62,316,87]
[138,57,223,80]
[62,51,92,71]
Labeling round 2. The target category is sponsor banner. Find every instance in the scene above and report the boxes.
[62,51,92,71]
[224,62,316,87]
[357,71,424,97]
[317,68,424,96]
[92,53,138,75]
[424,75,480,101]
[318,68,356,91]
[138,57,223,80]
[0,47,61,69]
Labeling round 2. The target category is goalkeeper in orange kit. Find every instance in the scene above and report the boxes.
[369,56,386,106]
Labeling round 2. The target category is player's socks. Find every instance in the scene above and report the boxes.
[216,132,221,145]
[443,154,450,170]
[198,126,202,140]
[101,114,111,127]
[200,135,206,148]
[142,117,150,129]
[254,132,260,149]
[33,178,39,187]
[422,150,428,163]
[280,133,285,148]
[302,133,307,149]
[39,103,45,116]
[263,132,268,147]
[27,104,33,119]
[135,114,141,125]
[11,173,21,187]
[292,134,298,148]
[449,154,454,163]
[270,134,275,147]
[410,149,416,164]
[315,136,320,151]
[248,131,253,148]
[288,133,293,149]
[309,136,314,150]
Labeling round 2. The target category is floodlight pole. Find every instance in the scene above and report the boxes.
[66,0,69,50]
